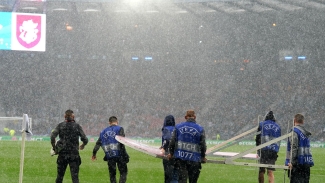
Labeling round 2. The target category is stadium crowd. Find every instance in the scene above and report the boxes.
[0,52,324,142]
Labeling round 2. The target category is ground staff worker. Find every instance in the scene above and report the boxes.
[92,116,129,183]
[168,110,207,183]
[51,109,88,183]
[160,115,178,183]
[255,111,281,183]
[285,113,314,183]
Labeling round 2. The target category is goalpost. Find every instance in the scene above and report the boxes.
[0,114,32,183]
[205,116,291,170]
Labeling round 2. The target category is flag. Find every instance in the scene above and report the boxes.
[22,114,33,135]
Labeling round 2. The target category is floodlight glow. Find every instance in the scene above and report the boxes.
[297,56,306,60]
[125,0,142,7]
[284,56,293,60]
[53,8,68,11]
[66,25,73,31]
[145,56,152,61]
[132,56,139,61]
[84,9,100,12]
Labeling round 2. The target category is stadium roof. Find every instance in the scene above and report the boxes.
[1,0,325,14]
[1,0,325,60]
[1,0,323,39]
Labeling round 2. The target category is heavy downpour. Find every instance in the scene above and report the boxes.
[1,0,324,141]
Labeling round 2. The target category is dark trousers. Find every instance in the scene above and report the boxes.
[163,159,178,183]
[56,154,81,183]
[289,165,311,183]
[175,159,201,183]
[107,157,128,183]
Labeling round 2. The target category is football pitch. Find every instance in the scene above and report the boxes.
[0,141,324,183]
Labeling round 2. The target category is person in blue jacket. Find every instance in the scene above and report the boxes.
[255,111,281,183]
[92,116,129,183]
[285,113,314,183]
[160,115,178,183]
[167,110,207,183]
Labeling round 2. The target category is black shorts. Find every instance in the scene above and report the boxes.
[259,150,278,171]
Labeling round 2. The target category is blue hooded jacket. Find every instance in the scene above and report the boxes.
[161,115,175,152]
[256,111,281,152]
[285,126,314,166]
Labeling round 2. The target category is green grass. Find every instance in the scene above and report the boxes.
[0,141,324,183]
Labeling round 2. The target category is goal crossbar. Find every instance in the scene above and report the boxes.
[0,116,32,133]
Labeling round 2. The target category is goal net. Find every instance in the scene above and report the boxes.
[0,116,32,137]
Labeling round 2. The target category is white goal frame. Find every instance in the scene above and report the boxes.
[0,115,32,183]
[206,119,292,170]
[0,116,32,134]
